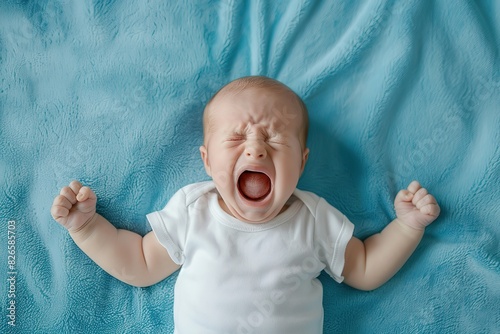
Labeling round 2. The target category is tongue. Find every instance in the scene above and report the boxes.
[238,171,271,200]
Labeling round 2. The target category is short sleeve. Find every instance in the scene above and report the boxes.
[146,188,189,265]
[314,198,355,283]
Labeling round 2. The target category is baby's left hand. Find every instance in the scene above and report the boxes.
[394,181,440,230]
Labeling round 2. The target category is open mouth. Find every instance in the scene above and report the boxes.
[237,171,272,202]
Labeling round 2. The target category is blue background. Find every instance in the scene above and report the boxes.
[1,0,499,333]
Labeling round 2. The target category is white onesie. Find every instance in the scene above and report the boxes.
[147,181,354,334]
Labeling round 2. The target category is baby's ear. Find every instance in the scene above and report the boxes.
[300,148,310,175]
[199,146,211,176]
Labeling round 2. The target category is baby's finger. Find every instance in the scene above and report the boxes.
[53,195,73,210]
[415,194,434,210]
[395,189,413,203]
[69,180,83,196]
[407,180,421,194]
[50,205,69,221]
[77,186,95,202]
[412,187,428,206]
[420,203,440,217]
[60,186,77,204]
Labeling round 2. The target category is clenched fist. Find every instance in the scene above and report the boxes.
[51,180,97,232]
[394,181,440,230]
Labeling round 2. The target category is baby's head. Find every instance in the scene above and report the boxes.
[200,76,310,224]
[203,76,309,150]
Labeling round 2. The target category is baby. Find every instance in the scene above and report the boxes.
[51,76,440,333]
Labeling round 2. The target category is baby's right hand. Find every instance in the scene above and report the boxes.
[51,180,97,232]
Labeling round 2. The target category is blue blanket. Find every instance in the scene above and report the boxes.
[1,0,499,333]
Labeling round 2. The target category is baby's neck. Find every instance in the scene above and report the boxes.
[217,197,290,223]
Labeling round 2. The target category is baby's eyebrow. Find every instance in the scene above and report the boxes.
[220,125,245,137]
[268,118,290,136]
[229,130,245,137]
[231,124,247,134]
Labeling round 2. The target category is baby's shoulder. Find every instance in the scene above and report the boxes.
[293,188,347,223]
[292,188,323,215]
[177,180,217,206]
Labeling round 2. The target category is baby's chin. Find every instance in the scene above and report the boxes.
[218,196,284,224]
[238,211,279,224]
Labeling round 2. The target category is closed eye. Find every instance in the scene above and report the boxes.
[227,136,245,142]
[223,134,246,146]
[266,138,289,147]
[265,132,286,144]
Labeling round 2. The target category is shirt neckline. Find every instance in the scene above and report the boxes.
[207,191,302,232]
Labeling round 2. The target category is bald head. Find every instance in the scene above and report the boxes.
[203,76,309,149]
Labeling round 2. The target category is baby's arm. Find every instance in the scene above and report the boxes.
[51,181,180,287]
[342,181,440,291]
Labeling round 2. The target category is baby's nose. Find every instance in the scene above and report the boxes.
[244,140,267,159]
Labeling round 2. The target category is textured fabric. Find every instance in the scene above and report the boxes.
[147,181,354,333]
[0,0,499,333]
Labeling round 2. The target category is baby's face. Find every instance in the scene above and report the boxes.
[200,87,309,223]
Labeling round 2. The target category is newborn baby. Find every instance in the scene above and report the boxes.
[51,76,440,333]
